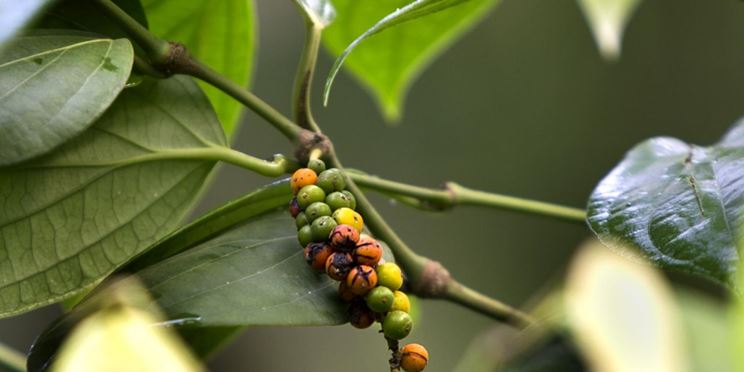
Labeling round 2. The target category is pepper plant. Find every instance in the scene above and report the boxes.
[0,0,742,371]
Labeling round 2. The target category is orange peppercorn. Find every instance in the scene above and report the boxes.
[330,224,360,251]
[353,236,383,266]
[325,252,354,281]
[400,343,429,372]
[348,300,374,329]
[290,168,317,194]
[304,242,333,271]
[338,281,356,302]
[346,265,377,295]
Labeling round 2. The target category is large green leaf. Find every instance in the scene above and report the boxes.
[587,119,744,288]
[0,75,225,318]
[39,0,149,37]
[576,0,642,60]
[0,36,133,165]
[0,0,54,51]
[322,0,500,121]
[142,0,256,136]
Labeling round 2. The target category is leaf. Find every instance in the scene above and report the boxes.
[0,36,134,165]
[0,0,54,51]
[564,242,686,372]
[576,0,643,60]
[142,0,256,137]
[39,0,149,38]
[48,278,203,372]
[587,119,744,288]
[322,0,500,121]
[0,75,225,318]
[294,0,336,28]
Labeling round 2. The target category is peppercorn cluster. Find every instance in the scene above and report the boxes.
[288,159,428,372]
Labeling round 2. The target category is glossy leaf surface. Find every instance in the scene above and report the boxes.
[587,120,744,288]
[0,36,133,165]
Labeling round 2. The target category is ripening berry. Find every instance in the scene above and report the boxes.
[338,281,356,302]
[325,252,354,281]
[298,225,313,247]
[308,158,326,174]
[365,286,394,313]
[382,310,413,340]
[295,212,309,229]
[291,168,317,194]
[316,168,346,193]
[304,202,332,222]
[349,300,375,329]
[391,291,411,313]
[400,344,429,372]
[304,242,333,270]
[346,265,377,295]
[330,224,360,251]
[288,198,301,218]
[297,185,326,210]
[311,216,338,241]
[376,262,403,291]
[326,191,356,211]
[353,236,383,266]
[332,207,363,232]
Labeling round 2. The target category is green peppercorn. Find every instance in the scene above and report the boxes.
[341,190,356,209]
[365,286,394,313]
[308,158,326,174]
[295,212,309,229]
[298,225,313,247]
[316,168,346,194]
[304,202,332,222]
[296,185,326,210]
[382,310,413,340]
[311,215,338,241]
[326,191,356,211]
[376,262,403,291]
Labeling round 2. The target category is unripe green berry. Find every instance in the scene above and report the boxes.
[304,202,332,222]
[296,185,326,210]
[298,225,313,247]
[311,216,337,241]
[365,286,394,313]
[376,262,403,291]
[391,290,411,313]
[316,168,346,193]
[308,158,326,174]
[341,190,356,209]
[295,212,309,229]
[326,191,356,211]
[382,310,413,340]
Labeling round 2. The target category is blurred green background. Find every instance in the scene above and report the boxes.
[3,0,744,371]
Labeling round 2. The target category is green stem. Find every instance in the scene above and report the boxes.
[292,23,323,133]
[94,0,170,63]
[350,172,586,223]
[185,59,304,142]
[0,342,26,372]
[444,280,534,328]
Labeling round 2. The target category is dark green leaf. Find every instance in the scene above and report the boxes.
[587,119,744,288]
[0,0,54,51]
[38,0,149,38]
[0,36,134,165]
[576,0,643,60]
[0,75,225,318]
[142,0,256,137]
[293,0,336,28]
[322,0,500,120]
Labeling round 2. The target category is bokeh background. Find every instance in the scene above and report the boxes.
[3,0,744,371]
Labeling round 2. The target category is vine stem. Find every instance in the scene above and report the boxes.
[0,342,26,372]
[95,0,536,328]
[349,172,586,223]
[292,22,324,133]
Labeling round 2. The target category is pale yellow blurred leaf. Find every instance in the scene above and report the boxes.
[564,242,686,372]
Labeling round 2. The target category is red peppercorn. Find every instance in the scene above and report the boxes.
[304,242,333,271]
[338,281,356,302]
[348,300,374,329]
[288,198,301,218]
[325,252,354,281]
[353,236,383,266]
[346,265,378,295]
[329,224,360,251]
